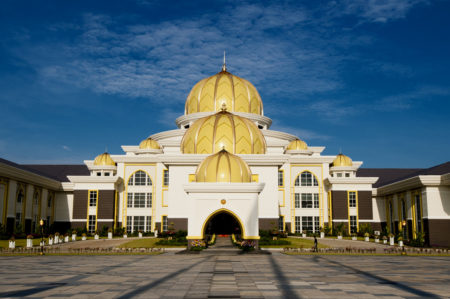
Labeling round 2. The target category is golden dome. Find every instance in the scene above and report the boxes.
[185,69,263,115]
[286,138,308,150]
[181,109,266,154]
[139,138,161,150]
[196,149,252,183]
[332,153,353,167]
[93,152,115,166]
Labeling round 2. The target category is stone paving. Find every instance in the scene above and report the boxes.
[0,252,449,298]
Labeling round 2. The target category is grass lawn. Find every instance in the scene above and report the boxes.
[121,238,186,248]
[260,237,328,248]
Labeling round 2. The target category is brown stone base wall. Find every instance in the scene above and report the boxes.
[258,218,279,231]
[425,219,450,247]
[359,222,382,233]
[71,221,86,229]
[332,221,348,235]
[167,218,188,231]
[97,221,114,230]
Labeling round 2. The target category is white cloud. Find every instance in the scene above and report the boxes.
[271,125,331,142]
[62,145,71,151]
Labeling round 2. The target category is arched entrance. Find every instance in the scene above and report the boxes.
[203,211,242,236]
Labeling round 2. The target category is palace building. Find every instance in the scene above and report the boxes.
[1,61,449,247]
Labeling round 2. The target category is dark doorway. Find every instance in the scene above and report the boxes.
[204,212,242,236]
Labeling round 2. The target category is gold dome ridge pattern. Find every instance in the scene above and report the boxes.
[332,153,353,167]
[195,149,252,183]
[185,69,263,115]
[93,152,115,166]
[286,138,308,150]
[181,110,266,155]
[139,137,161,150]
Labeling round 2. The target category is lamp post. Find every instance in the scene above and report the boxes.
[401,220,406,256]
[39,219,44,255]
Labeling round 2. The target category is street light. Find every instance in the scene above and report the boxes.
[39,219,44,255]
[401,220,407,256]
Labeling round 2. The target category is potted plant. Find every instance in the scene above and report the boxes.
[190,239,206,251]
[351,233,357,241]
[382,235,387,244]
[64,233,69,243]
[398,235,404,247]
[389,233,395,246]
[138,230,143,238]
[81,233,87,241]
[94,231,99,240]
[26,234,33,248]
[337,232,343,240]
[123,232,128,238]
[9,236,15,249]
[239,240,256,252]
[375,235,380,243]
[48,234,54,245]
[72,230,77,241]
[302,230,306,238]
[319,227,325,239]
[364,232,370,242]
[54,232,60,243]
[108,228,113,239]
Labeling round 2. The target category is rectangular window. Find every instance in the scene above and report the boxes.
[47,195,52,208]
[295,193,300,208]
[89,191,98,207]
[126,216,132,233]
[301,194,313,208]
[345,173,350,177]
[350,215,357,233]
[337,173,342,177]
[163,169,169,186]
[302,216,313,232]
[127,193,133,208]
[314,193,319,208]
[88,215,96,233]
[133,216,145,232]
[105,172,110,176]
[134,193,146,208]
[278,170,284,187]
[162,216,168,232]
[349,191,357,207]
[146,216,152,232]
[295,216,301,233]
[278,216,284,231]
[314,216,320,233]
[15,213,21,228]
[146,193,152,208]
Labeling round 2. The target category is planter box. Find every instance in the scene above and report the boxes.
[399,240,404,247]
[72,234,77,241]
[64,236,69,243]
[352,236,357,241]
[40,241,45,246]
[302,234,306,238]
[26,239,33,248]
[383,239,387,244]
[337,235,342,240]
[139,232,143,238]
[154,230,158,237]
[364,237,369,242]
[9,241,15,249]
[94,234,99,240]
[49,238,54,245]
[123,234,127,239]
[375,238,379,243]
[108,232,113,239]
[54,236,59,244]
[320,232,325,239]
[389,237,395,246]
[82,236,87,241]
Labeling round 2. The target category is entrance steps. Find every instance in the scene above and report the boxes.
[204,236,240,255]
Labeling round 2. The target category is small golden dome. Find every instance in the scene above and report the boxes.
[286,139,308,150]
[93,152,115,166]
[181,109,266,154]
[196,149,252,183]
[139,138,161,150]
[185,69,263,115]
[332,153,353,167]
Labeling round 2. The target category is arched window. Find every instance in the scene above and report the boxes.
[128,171,152,186]
[295,171,318,187]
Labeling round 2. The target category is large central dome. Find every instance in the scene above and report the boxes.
[184,66,263,116]
[181,109,266,154]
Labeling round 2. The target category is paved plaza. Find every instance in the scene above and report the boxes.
[0,252,449,298]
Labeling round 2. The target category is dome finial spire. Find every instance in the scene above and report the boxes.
[222,51,227,71]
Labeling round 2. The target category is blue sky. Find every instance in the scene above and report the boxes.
[0,0,449,168]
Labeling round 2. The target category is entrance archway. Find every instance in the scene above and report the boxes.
[203,211,242,236]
